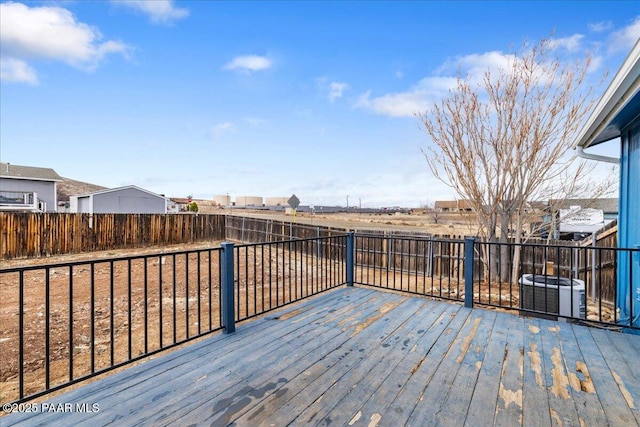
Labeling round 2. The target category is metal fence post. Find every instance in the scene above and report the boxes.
[221,242,235,333]
[346,231,355,286]
[464,237,475,308]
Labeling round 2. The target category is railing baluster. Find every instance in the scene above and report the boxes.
[46,268,51,388]
[159,255,163,349]
[143,257,148,355]
[110,260,115,367]
[69,265,74,381]
[128,259,132,360]
[197,252,201,336]
[19,270,24,399]
[172,255,177,344]
[185,253,190,339]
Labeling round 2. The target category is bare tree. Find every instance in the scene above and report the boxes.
[419,37,614,282]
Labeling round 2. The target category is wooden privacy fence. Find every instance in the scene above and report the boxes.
[0,213,225,259]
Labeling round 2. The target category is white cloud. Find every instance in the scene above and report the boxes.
[356,90,430,118]
[244,117,268,126]
[355,43,597,118]
[114,1,189,25]
[358,52,517,117]
[328,81,349,102]
[438,51,515,83]
[0,57,38,85]
[223,55,272,73]
[211,122,236,137]
[609,16,640,53]
[548,34,585,52]
[0,2,130,84]
[588,21,613,33]
[355,76,456,117]
[585,55,605,74]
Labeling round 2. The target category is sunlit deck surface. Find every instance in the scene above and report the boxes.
[4,286,640,427]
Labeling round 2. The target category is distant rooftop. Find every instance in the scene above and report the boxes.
[0,162,63,182]
[553,198,619,213]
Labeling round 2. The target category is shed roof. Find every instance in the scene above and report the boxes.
[553,198,619,213]
[73,185,168,200]
[573,40,640,148]
[0,162,63,182]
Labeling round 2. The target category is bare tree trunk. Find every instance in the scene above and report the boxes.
[499,210,511,283]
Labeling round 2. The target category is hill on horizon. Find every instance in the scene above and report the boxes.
[57,177,108,202]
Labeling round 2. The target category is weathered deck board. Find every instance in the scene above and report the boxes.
[576,326,640,426]
[369,301,472,426]
[83,288,389,426]
[464,307,516,426]
[555,321,607,427]
[173,295,420,426]
[300,298,437,424]
[23,288,371,427]
[3,286,639,427]
[259,297,427,426]
[537,320,583,426]
[332,301,462,427]
[427,309,497,426]
[522,318,552,427]
[492,312,526,426]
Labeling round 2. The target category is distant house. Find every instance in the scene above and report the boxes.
[553,198,619,221]
[70,185,170,214]
[0,162,62,212]
[573,39,639,330]
[171,197,193,212]
[434,200,474,212]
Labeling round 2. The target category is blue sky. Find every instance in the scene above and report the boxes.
[1,1,639,207]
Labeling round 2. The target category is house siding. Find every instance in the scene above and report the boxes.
[0,178,57,212]
[618,118,640,329]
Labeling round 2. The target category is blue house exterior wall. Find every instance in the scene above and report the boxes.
[618,118,640,330]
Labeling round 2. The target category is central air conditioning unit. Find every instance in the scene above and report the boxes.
[519,274,586,321]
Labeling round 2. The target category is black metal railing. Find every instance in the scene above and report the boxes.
[1,248,224,405]
[1,235,349,405]
[353,233,466,303]
[352,234,638,331]
[232,235,348,322]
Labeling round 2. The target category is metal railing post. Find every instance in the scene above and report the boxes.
[464,237,475,308]
[221,242,236,333]
[346,231,355,286]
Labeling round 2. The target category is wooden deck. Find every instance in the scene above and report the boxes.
[3,286,640,426]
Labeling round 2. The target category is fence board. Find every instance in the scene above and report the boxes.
[0,213,226,259]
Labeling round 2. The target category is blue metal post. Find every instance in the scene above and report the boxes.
[346,231,355,286]
[464,237,475,308]
[221,242,235,333]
